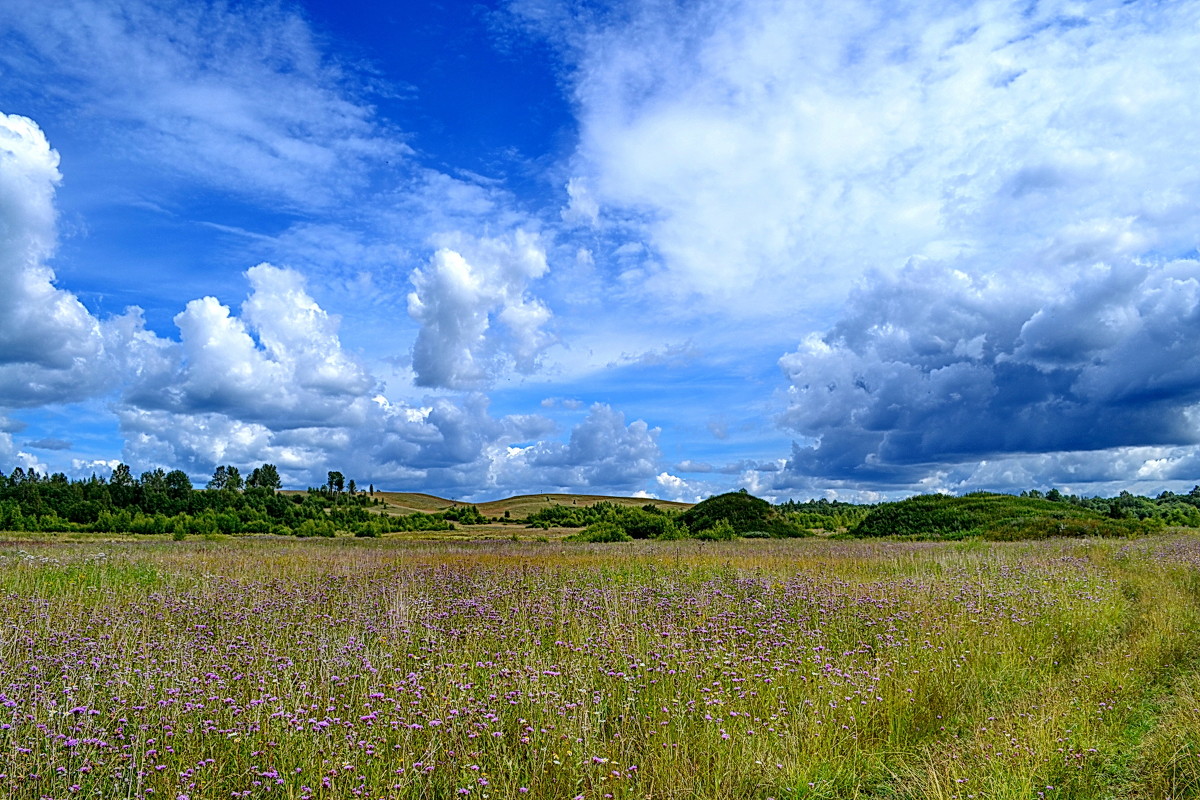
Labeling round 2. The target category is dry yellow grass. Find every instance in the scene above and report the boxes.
[362,491,691,519]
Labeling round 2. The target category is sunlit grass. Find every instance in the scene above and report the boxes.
[0,536,1198,798]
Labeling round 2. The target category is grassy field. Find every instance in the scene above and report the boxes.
[342,492,695,540]
[343,492,692,519]
[1,535,1199,799]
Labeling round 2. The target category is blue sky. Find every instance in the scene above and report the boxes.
[2,0,1200,501]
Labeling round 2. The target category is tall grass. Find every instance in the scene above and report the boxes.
[0,536,1197,798]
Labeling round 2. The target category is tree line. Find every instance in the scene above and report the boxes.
[3,462,1198,540]
[529,487,1200,542]
[528,492,820,542]
[0,464,482,537]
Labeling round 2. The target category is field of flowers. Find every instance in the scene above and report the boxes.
[1,535,1199,799]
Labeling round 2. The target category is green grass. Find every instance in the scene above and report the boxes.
[0,536,1198,799]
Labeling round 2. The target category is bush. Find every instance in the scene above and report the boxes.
[694,519,736,541]
[354,521,382,538]
[442,505,487,525]
[616,507,682,539]
[983,516,1165,541]
[296,519,334,538]
[567,522,632,543]
[763,517,815,538]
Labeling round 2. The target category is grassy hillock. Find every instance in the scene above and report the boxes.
[679,490,812,538]
[478,493,689,520]
[853,492,1163,540]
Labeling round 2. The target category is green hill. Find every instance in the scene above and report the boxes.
[679,490,811,538]
[476,493,689,519]
[852,492,1161,540]
[362,491,689,520]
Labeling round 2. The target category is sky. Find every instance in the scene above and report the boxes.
[1,0,1200,502]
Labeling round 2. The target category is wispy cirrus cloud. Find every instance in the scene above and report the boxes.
[0,0,402,209]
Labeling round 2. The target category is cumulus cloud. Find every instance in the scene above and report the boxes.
[119,390,661,497]
[0,0,398,208]
[652,471,707,503]
[113,263,438,485]
[408,229,554,388]
[510,0,1200,494]
[0,113,147,407]
[776,259,1200,490]
[525,0,1200,315]
[122,264,375,429]
[497,404,662,492]
[117,398,536,492]
[0,111,659,497]
[109,265,658,494]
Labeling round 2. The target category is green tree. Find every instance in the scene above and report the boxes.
[140,468,168,493]
[247,463,282,492]
[695,518,737,541]
[571,521,632,543]
[110,463,135,487]
[164,470,192,497]
[327,471,345,494]
[207,465,244,491]
[108,463,139,507]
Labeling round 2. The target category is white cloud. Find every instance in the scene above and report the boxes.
[408,229,554,388]
[0,112,664,497]
[775,258,1200,492]
[118,388,665,497]
[0,112,147,407]
[561,176,599,226]
[534,0,1200,316]
[493,403,662,492]
[123,263,375,428]
[108,265,658,495]
[0,0,399,208]
[510,0,1200,495]
[653,471,705,503]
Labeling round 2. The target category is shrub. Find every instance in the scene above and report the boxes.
[616,507,682,539]
[983,516,1165,541]
[567,522,632,543]
[694,519,736,541]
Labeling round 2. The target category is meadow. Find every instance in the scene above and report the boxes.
[1,535,1198,799]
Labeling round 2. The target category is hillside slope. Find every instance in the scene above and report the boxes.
[368,491,690,520]
[853,492,1157,539]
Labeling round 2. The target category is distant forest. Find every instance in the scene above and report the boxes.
[0,464,484,537]
[1,462,1199,539]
